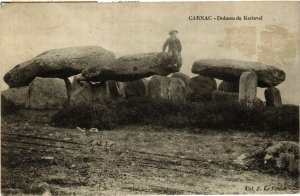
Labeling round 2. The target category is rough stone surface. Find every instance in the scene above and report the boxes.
[64,78,72,103]
[148,75,186,102]
[238,71,257,102]
[168,78,186,103]
[218,81,239,93]
[82,52,180,82]
[70,75,92,106]
[29,77,68,109]
[4,46,115,88]
[171,72,190,86]
[264,141,299,173]
[192,59,285,87]
[188,75,217,102]
[107,81,125,98]
[92,82,109,103]
[1,86,29,108]
[265,87,282,107]
[117,82,126,98]
[212,90,239,102]
[124,79,148,97]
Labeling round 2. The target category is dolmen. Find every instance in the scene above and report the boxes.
[2,46,286,109]
[192,59,285,106]
[80,51,180,103]
[2,46,180,109]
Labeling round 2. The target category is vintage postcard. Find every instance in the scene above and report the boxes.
[1,1,299,195]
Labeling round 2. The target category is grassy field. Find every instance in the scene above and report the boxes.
[1,110,299,195]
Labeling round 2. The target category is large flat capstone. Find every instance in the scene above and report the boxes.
[82,52,180,82]
[191,59,285,87]
[4,46,115,88]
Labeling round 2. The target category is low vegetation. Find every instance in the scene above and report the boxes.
[1,94,19,116]
[51,97,299,138]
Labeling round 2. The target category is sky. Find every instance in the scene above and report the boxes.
[0,2,299,104]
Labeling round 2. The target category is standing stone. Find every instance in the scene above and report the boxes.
[117,82,126,98]
[188,75,217,102]
[238,71,257,102]
[265,87,282,107]
[218,81,239,93]
[92,82,109,103]
[29,77,68,109]
[171,72,192,97]
[1,86,29,108]
[171,72,190,86]
[148,76,169,100]
[148,75,186,103]
[63,78,72,103]
[168,78,186,103]
[124,79,148,98]
[70,75,92,106]
[107,80,124,98]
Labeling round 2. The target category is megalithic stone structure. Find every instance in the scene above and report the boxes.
[264,87,282,107]
[238,71,258,102]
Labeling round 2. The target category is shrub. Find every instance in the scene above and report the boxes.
[51,103,115,129]
[51,97,299,136]
[246,141,299,176]
[1,94,19,116]
[263,105,299,134]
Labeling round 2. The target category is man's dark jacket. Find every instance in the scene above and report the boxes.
[163,37,182,52]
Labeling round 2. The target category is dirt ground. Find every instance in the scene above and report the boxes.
[1,110,299,195]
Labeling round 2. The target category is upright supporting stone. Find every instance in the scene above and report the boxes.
[106,80,124,98]
[92,82,109,103]
[238,71,257,102]
[117,82,126,98]
[29,77,68,109]
[265,87,282,107]
[1,86,30,108]
[63,78,72,104]
[124,79,148,98]
[188,75,217,102]
[171,72,190,87]
[70,75,92,106]
[148,75,186,103]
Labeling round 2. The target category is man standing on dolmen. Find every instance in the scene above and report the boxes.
[162,30,182,68]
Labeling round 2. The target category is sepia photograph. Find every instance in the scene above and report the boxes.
[1,1,299,195]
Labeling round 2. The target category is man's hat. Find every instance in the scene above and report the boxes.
[169,30,178,35]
